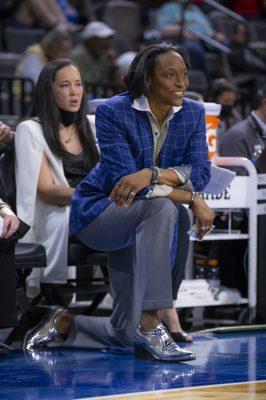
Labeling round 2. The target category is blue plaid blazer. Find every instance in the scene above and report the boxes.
[70,92,211,235]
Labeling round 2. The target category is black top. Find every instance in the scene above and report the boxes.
[62,152,89,188]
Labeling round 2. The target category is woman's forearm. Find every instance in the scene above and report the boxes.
[37,184,74,206]
[156,168,181,187]
[37,152,74,206]
[29,0,66,26]
[166,187,192,205]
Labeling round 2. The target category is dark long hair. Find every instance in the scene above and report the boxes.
[124,43,191,99]
[30,58,99,170]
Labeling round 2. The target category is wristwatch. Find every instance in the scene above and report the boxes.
[150,166,163,184]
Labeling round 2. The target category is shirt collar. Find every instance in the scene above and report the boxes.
[132,95,182,121]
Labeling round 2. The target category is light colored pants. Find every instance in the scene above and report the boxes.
[65,198,179,349]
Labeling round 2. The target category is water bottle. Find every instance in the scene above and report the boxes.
[251,144,263,166]
[207,258,221,289]
[194,257,206,279]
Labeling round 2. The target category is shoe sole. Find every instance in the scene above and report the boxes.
[134,343,196,362]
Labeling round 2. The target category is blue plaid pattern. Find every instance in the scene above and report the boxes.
[70,92,211,235]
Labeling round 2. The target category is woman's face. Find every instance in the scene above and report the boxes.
[217,90,236,106]
[148,51,189,108]
[52,65,83,112]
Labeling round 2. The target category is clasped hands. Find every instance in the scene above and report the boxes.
[109,168,214,240]
[109,168,153,208]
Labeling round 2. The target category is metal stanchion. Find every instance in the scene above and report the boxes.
[256,174,266,323]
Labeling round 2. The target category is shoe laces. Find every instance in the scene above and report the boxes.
[154,324,176,349]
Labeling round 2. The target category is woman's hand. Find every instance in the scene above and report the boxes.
[109,168,153,207]
[0,121,13,143]
[158,169,181,187]
[0,207,20,239]
[191,195,215,241]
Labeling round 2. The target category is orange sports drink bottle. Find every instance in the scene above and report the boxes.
[203,103,221,161]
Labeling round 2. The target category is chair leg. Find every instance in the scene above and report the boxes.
[39,283,72,308]
[4,285,36,346]
[82,293,109,315]
[16,286,34,314]
[5,306,47,347]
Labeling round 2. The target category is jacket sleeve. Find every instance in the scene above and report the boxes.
[182,104,211,192]
[15,121,44,238]
[96,102,150,195]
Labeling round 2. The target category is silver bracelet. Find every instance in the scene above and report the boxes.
[188,191,197,209]
[150,166,163,184]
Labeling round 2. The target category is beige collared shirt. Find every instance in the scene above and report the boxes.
[132,95,182,163]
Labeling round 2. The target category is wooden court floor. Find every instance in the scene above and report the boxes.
[85,381,266,400]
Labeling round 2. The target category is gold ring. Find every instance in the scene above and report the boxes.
[129,191,136,197]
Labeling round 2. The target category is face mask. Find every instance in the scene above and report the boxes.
[59,108,77,127]
[220,105,234,118]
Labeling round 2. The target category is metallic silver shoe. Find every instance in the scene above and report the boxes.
[23,306,66,352]
[135,323,196,362]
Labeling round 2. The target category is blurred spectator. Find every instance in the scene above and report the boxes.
[185,90,204,102]
[70,21,122,85]
[220,81,266,174]
[55,0,80,24]
[154,0,223,74]
[156,0,226,41]
[156,0,214,38]
[66,0,91,23]
[228,22,266,77]
[227,22,266,109]
[5,0,77,30]
[208,79,242,140]
[116,51,137,78]
[15,28,72,84]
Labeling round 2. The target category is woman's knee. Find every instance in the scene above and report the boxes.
[146,198,179,219]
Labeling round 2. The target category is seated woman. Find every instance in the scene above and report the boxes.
[0,199,20,356]
[15,59,99,298]
[24,44,214,362]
